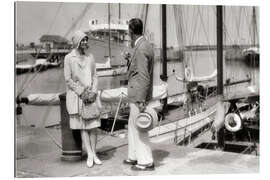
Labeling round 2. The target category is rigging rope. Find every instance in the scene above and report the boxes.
[197,6,215,66]
[173,5,186,84]
[17,2,63,97]
[27,60,64,149]
[173,5,216,83]
[64,4,92,38]
[17,3,95,97]
[223,6,258,94]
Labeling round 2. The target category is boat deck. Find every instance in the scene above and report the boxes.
[16,126,259,177]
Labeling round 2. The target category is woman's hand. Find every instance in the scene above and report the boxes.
[80,89,89,102]
[87,92,97,103]
[81,89,97,104]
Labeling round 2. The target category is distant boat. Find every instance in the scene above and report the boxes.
[242,46,259,67]
[225,7,259,68]
[16,57,126,77]
[86,17,130,68]
[16,58,51,74]
[83,5,129,76]
[88,18,129,46]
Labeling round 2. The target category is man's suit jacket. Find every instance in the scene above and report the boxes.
[127,37,154,103]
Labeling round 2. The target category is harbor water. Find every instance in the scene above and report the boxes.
[16,50,259,127]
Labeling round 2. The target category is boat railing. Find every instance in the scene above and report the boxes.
[89,18,128,26]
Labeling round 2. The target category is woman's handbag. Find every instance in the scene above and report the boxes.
[81,101,100,120]
[78,61,100,120]
[86,91,97,104]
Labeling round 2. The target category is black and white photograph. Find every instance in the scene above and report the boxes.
[13,0,262,178]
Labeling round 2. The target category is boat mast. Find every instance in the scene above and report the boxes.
[160,4,168,112]
[252,6,257,47]
[119,3,121,45]
[216,5,225,149]
[217,5,223,96]
[108,3,111,59]
[160,4,168,81]
[119,3,121,21]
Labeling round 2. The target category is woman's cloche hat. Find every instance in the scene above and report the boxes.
[72,30,88,49]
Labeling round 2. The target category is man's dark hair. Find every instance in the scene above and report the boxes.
[129,18,143,35]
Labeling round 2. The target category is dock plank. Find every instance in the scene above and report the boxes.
[16,126,259,177]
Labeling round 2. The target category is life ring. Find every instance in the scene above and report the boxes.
[224,113,242,132]
[184,67,193,81]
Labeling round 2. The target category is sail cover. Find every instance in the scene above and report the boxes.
[26,83,168,105]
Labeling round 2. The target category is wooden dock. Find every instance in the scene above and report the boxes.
[16,126,259,177]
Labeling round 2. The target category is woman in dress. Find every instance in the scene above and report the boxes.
[64,30,102,168]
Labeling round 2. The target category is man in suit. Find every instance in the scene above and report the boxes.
[123,18,155,171]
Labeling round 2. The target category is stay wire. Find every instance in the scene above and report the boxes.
[19,3,95,149]
[17,2,62,93]
[197,7,215,64]
[172,5,184,76]
[17,2,63,97]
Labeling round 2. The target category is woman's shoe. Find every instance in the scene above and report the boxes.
[93,156,102,165]
[87,157,94,168]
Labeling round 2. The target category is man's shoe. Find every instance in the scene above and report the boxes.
[123,159,137,165]
[131,163,155,171]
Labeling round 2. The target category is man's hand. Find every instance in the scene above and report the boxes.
[137,102,146,113]
[122,51,131,61]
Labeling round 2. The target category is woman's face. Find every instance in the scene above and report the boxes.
[78,36,89,50]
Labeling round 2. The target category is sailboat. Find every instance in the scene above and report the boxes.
[146,4,259,146]
[194,6,260,153]
[148,4,220,144]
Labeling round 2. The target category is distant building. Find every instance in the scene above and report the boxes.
[39,35,69,50]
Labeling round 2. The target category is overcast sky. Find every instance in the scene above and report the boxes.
[15,2,258,47]
[16,2,140,44]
